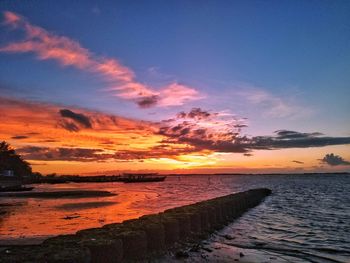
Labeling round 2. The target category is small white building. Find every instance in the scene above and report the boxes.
[1,170,15,177]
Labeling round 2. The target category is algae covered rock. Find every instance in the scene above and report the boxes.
[118,230,147,260]
[123,215,166,252]
[45,231,123,263]
[0,244,90,263]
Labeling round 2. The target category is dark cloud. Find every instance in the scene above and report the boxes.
[41,139,58,143]
[29,162,47,166]
[275,130,323,139]
[320,153,350,166]
[234,124,248,129]
[159,121,249,153]
[244,153,253,157]
[249,131,350,150]
[59,109,92,129]
[177,108,212,120]
[58,120,80,132]
[159,112,350,154]
[15,144,197,163]
[112,143,199,161]
[11,135,28,140]
[136,95,159,108]
[17,146,111,162]
[292,160,304,164]
[27,132,40,135]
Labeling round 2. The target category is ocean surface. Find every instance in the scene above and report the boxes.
[0,174,349,262]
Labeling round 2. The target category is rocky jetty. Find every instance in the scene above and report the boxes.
[0,188,271,263]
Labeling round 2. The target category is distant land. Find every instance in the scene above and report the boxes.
[21,172,349,185]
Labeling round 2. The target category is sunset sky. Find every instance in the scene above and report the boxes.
[0,1,349,174]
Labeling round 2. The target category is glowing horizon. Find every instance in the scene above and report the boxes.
[1,4,349,175]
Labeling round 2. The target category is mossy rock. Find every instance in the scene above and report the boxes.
[101,223,123,231]
[139,213,180,247]
[158,213,180,247]
[117,230,147,260]
[173,207,202,236]
[123,217,165,252]
[76,227,110,238]
[45,231,123,263]
[41,245,90,263]
[205,200,225,227]
[0,244,90,263]
[83,239,122,263]
[196,203,218,231]
[43,234,81,246]
[103,224,150,260]
[0,245,43,263]
[163,211,191,240]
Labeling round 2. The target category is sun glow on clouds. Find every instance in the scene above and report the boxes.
[1,12,350,174]
[0,97,220,173]
[0,97,243,173]
[0,11,201,108]
[0,97,153,154]
[1,96,350,174]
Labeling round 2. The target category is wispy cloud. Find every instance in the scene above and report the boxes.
[236,86,313,119]
[0,11,201,108]
[158,83,202,107]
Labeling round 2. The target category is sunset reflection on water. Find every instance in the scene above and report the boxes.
[0,175,234,245]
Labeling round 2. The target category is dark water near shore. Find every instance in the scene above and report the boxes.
[1,174,349,262]
[214,174,350,263]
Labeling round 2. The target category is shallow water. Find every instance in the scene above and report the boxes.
[0,174,349,262]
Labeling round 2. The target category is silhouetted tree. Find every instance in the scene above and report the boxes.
[0,141,32,177]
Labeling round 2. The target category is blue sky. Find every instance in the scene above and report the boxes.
[0,1,349,173]
[1,1,349,127]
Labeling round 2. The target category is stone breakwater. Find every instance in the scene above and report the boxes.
[0,188,271,263]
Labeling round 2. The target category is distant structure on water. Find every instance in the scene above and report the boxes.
[120,173,166,183]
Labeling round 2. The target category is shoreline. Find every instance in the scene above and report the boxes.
[0,188,271,262]
[0,190,116,198]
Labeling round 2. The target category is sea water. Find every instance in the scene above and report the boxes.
[0,174,349,262]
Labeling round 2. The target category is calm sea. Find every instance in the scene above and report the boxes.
[0,174,349,262]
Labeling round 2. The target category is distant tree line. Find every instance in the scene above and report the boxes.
[0,141,32,177]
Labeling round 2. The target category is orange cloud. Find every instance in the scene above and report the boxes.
[0,96,155,151]
[2,96,349,174]
[0,97,209,173]
[0,11,201,107]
